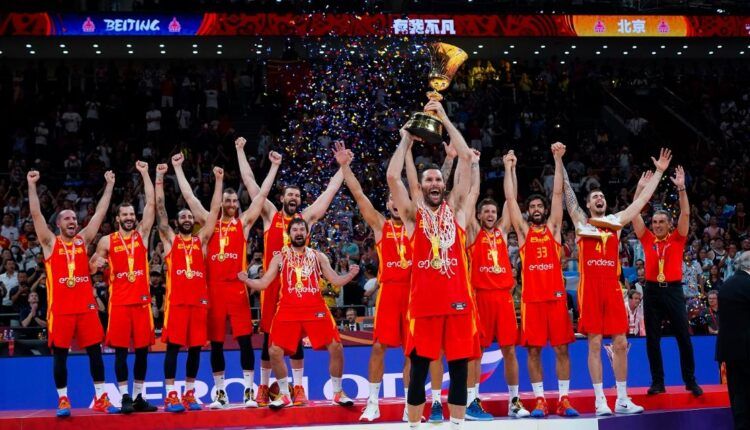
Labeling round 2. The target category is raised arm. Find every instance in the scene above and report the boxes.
[616,148,672,225]
[171,153,209,225]
[670,165,690,237]
[235,136,277,220]
[317,251,360,287]
[441,142,457,186]
[426,100,472,206]
[238,253,281,291]
[631,170,653,238]
[26,171,56,253]
[198,167,224,244]
[503,151,528,238]
[549,142,565,240]
[154,163,175,247]
[302,168,344,225]
[464,149,482,242]
[405,142,423,202]
[79,170,115,245]
[386,129,417,221]
[241,151,281,227]
[135,161,155,241]
[334,141,385,232]
[562,164,588,227]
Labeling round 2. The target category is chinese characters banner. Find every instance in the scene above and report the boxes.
[572,15,688,37]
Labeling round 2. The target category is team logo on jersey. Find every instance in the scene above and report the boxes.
[88,303,96,310]
[555,291,564,298]
[74,238,84,246]
[451,302,467,311]
[200,299,209,305]
[586,258,616,267]
[141,295,149,302]
[315,312,326,318]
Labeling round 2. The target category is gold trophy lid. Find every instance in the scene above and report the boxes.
[427,42,468,92]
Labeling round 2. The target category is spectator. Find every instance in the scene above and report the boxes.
[626,290,646,337]
[149,270,166,329]
[60,104,82,135]
[1,214,19,242]
[9,271,30,312]
[341,307,360,331]
[682,251,703,298]
[632,267,646,295]
[19,290,46,328]
[145,102,162,140]
[93,272,108,330]
[0,260,20,308]
[361,265,378,316]
[704,290,720,335]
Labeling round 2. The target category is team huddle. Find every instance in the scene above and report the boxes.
[32,100,682,426]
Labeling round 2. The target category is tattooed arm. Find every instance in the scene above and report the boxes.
[562,165,588,227]
[154,163,175,254]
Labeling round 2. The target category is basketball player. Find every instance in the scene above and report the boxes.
[235,136,344,406]
[171,151,281,408]
[503,144,579,418]
[387,100,481,430]
[561,148,672,415]
[28,169,117,417]
[331,142,413,422]
[238,218,359,409]
[89,161,157,414]
[155,164,223,413]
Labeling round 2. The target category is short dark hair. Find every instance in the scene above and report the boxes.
[116,202,135,215]
[477,198,500,213]
[627,289,642,299]
[223,187,237,196]
[287,217,308,235]
[419,164,443,182]
[586,188,604,202]
[525,194,548,210]
[652,209,673,222]
[282,185,302,194]
[707,290,719,299]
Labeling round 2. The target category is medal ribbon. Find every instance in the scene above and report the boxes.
[390,221,407,267]
[218,218,230,257]
[59,236,76,284]
[654,237,670,281]
[118,232,137,279]
[180,235,195,275]
[485,229,500,269]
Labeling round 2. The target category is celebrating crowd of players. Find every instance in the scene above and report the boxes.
[31,100,701,427]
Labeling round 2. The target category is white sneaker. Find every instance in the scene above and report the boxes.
[243,388,258,408]
[615,397,644,414]
[595,398,613,416]
[332,390,354,407]
[209,389,228,409]
[508,397,531,418]
[359,400,380,421]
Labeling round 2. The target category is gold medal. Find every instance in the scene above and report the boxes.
[400,259,409,269]
[127,272,136,283]
[60,237,78,288]
[430,258,443,270]
[295,281,304,290]
[656,272,666,283]
[66,278,75,287]
[185,270,194,279]
[218,253,226,262]
[492,266,501,274]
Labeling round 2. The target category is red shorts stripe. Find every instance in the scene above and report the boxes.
[106,304,155,348]
[48,310,104,349]
[373,282,410,348]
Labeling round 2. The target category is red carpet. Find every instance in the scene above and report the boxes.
[0,385,729,430]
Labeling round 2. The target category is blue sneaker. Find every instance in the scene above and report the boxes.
[56,396,71,418]
[428,401,444,423]
[557,395,580,417]
[92,393,120,414]
[530,397,548,418]
[164,391,186,413]
[465,398,493,421]
[181,389,202,411]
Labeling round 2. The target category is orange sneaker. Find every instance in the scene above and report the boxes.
[292,385,308,406]
[256,384,270,407]
[556,395,580,417]
[92,392,120,414]
[530,396,548,418]
[181,389,201,411]
[164,391,185,413]
[56,396,71,417]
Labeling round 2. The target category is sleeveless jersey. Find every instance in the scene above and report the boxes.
[275,247,328,321]
[376,220,412,285]
[409,207,473,318]
[206,218,247,286]
[468,227,514,290]
[164,235,208,306]
[578,226,620,282]
[519,225,566,302]
[108,231,150,306]
[45,235,96,315]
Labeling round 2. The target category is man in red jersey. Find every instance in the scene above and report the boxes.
[562,148,672,416]
[89,161,157,414]
[387,100,480,430]
[172,151,281,408]
[155,163,223,413]
[239,218,359,409]
[504,143,578,418]
[331,141,413,422]
[27,169,116,417]
[235,136,344,406]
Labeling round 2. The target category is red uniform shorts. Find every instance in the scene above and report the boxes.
[106,304,155,348]
[208,283,253,342]
[48,310,104,349]
[373,282,410,348]
[260,278,281,333]
[269,313,340,356]
[406,313,481,361]
[577,278,628,336]
[475,289,519,348]
[521,299,575,347]
[162,304,208,347]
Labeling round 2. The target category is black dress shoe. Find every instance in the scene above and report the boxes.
[647,383,666,395]
[686,382,704,397]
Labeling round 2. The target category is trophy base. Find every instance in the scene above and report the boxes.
[404,112,443,145]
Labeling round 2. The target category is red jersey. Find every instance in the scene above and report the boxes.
[164,235,208,306]
[409,205,473,318]
[519,226,565,302]
[577,227,620,281]
[275,248,328,321]
[640,229,686,282]
[376,220,412,285]
[468,227,514,290]
[206,218,247,285]
[107,231,150,306]
[45,235,96,315]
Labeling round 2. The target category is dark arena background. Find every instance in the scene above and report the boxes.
[0,0,748,429]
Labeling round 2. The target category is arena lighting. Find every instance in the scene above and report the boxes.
[256,50,262,54]
[709,51,714,54]
[63,50,69,54]
[29,50,35,54]
[741,51,746,55]
[534,50,539,54]
[160,50,166,54]
[193,50,198,54]
[560,60,565,64]
[651,51,656,55]
[503,50,508,54]
[661,45,666,49]
[472,51,478,54]
[683,45,688,49]
[564,51,570,55]
[25,44,31,48]
[217,50,222,54]
[59,43,65,48]
[478,45,483,48]
[677,51,682,55]
[632,45,637,49]
[192,43,198,48]
[96,50,101,54]
[159,43,165,48]
[93,43,98,48]
[571,45,577,49]
[717,45,723,48]
[510,45,515,48]
[217,44,223,48]
[602,45,608,49]
[540,44,546,48]
[595,51,601,55]
[512,60,517,64]
[126,43,132,48]
[128,50,134,54]
[623,51,628,55]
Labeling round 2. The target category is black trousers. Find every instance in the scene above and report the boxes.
[643,284,696,385]
[727,360,750,430]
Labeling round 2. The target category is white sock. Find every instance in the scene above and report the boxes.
[243,370,254,390]
[166,384,175,395]
[94,383,105,398]
[57,387,68,398]
[432,389,441,403]
[369,382,381,401]
[292,368,304,386]
[118,383,129,396]
[405,388,409,405]
[559,380,570,398]
[450,416,464,430]
[331,376,342,393]
[214,374,225,391]
[278,378,290,395]
[133,382,143,398]
[508,385,519,399]
[260,367,271,386]
[475,383,480,395]
[466,387,476,406]
[186,381,195,392]
[593,383,605,400]
[616,381,628,400]
[532,382,544,398]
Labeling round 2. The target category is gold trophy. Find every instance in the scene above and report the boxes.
[405,42,468,144]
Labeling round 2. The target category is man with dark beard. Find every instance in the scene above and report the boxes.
[562,148,671,416]
[89,161,157,414]
[28,169,116,417]
[387,100,480,430]
[235,136,344,406]
[171,151,281,409]
[155,163,223,413]
[238,218,360,409]
[332,141,413,422]
[504,144,579,419]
